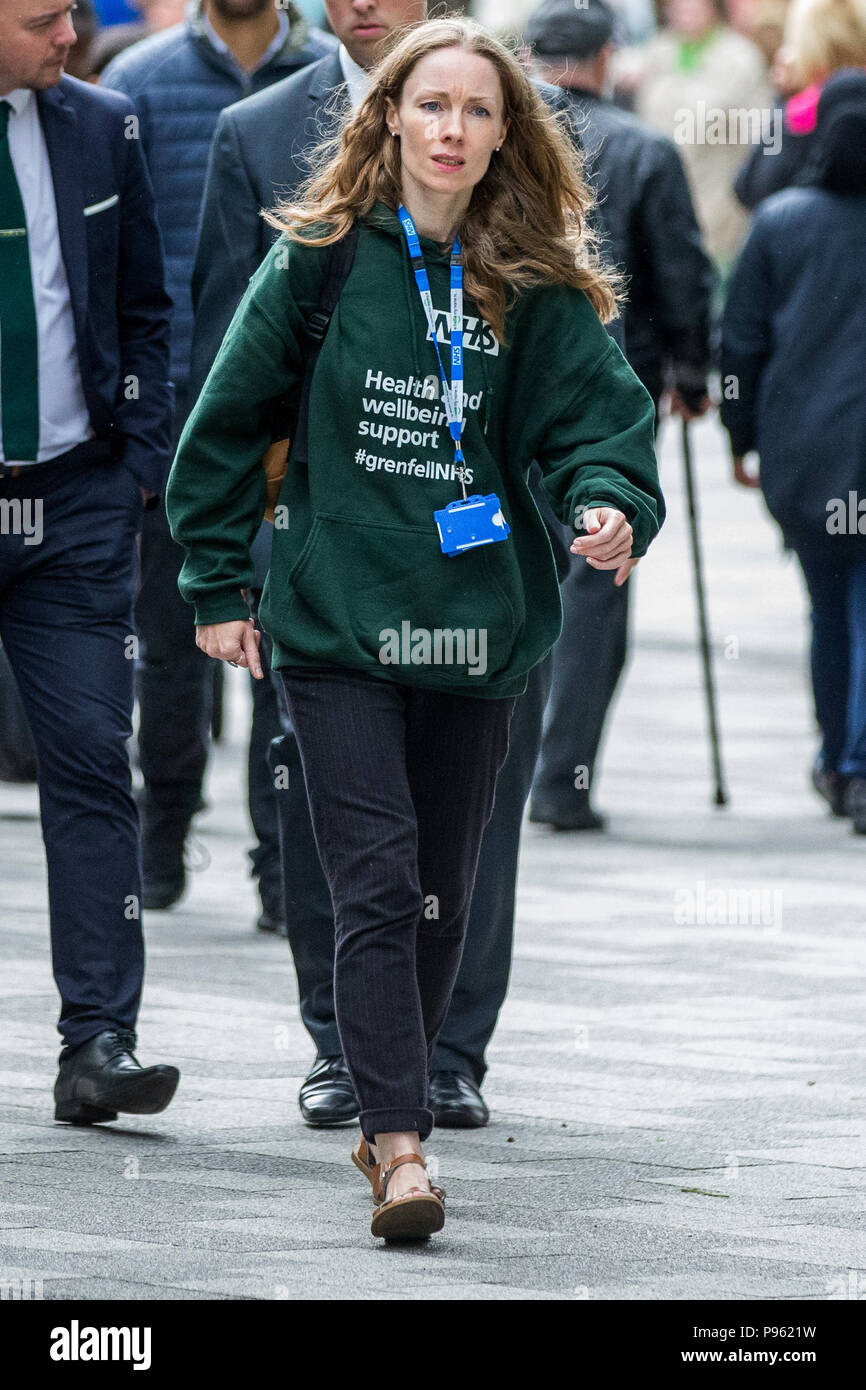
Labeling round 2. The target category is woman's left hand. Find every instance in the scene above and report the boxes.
[571,507,634,571]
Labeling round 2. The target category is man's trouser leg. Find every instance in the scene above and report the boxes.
[270,685,341,1059]
[135,386,212,825]
[0,451,144,1052]
[531,540,630,821]
[432,658,553,1085]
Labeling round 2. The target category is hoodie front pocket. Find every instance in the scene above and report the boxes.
[281,513,520,682]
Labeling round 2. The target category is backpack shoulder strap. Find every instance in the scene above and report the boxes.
[307,226,360,344]
[293,226,360,463]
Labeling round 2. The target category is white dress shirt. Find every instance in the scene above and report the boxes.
[338,45,373,113]
[0,88,91,465]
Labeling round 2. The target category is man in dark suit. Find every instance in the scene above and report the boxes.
[190,0,574,1129]
[102,1,332,921]
[0,0,179,1123]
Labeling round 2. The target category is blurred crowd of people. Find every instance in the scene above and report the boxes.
[74,0,866,271]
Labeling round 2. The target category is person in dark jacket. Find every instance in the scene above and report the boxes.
[733,86,814,211]
[190,0,585,1131]
[722,70,866,832]
[101,2,333,919]
[0,1,178,1120]
[525,0,714,831]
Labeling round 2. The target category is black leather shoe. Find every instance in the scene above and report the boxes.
[256,908,288,936]
[255,876,288,937]
[528,802,607,832]
[140,804,190,911]
[297,1056,358,1123]
[298,1055,359,1127]
[54,1030,180,1125]
[429,1071,489,1129]
[142,866,186,912]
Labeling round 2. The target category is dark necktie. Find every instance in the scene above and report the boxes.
[0,99,40,461]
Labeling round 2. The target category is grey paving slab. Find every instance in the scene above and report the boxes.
[1,415,865,1300]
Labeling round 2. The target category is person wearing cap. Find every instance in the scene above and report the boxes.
[525,0,714,832]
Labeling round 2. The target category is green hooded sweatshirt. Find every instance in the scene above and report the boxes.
[167,203,664,699]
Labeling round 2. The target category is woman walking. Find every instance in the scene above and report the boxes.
[167,16,664,1240]
[722,70,866,832]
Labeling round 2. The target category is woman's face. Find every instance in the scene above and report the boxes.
[386,47,509,203]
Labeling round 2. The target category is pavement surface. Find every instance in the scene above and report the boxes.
[1,414,864,1301]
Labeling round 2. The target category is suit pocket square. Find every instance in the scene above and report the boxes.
[83,194,120,217]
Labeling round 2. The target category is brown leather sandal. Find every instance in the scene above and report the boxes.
[351,1136,380,1193]
[370,1154,446,1241]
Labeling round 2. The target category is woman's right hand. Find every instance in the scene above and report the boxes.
[196,619,264,680]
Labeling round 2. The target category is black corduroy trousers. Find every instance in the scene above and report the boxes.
[279,667,514,1142]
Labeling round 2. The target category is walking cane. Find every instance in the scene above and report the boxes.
[681,419,729,807]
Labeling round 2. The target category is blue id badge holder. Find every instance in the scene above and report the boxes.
[397,205,512,560]
[435,493,511,557]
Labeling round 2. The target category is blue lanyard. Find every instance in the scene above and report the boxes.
[397,204,467,485]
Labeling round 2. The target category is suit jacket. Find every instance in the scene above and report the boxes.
[36,77,173,498]
[190,50,346,397]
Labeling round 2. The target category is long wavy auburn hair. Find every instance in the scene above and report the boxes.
[264,17,620,341]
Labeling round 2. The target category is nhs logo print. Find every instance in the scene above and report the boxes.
[428,309,499,356]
